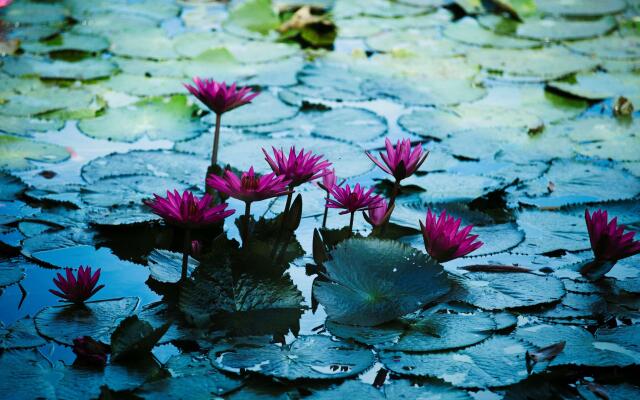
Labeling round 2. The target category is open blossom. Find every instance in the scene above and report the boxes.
[366,138,428,182]
[184,78,258,115]
[73,336,108,367]
[363,199,393,227]
[327,183,381,215]
[50,267,104,304]
[420,209,483,262]
[263,146,331,188]
[145,190,235,228]
[586,209,640,262]
[207,167,290,203]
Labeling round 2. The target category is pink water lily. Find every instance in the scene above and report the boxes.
[50,267,104,304]
[184,77,258,166]
[145,190,235,229]
[184,78,258,115]
[316,168,337,192]
[207,167,290,204]
[367,138,428,182]
[327,183,381,233]
[263,146,331,188]
[585,209,640,262]
[363,199,393,228]
[0,0,12,7]
[420,209,483,262]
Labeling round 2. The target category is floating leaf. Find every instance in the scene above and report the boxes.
[516,17,616,41]
[216,92,297,128]
[110,315,171,361]
[109,28,179,59]
[34,297,139,345]
[226,0,280,35]
[515,210,589,254]
[2,55,116,80]
[535,0,626,16]
[0,257,26,288]
[1,1,68,24]
[0,86,99,118]
[449,271,565,310]
[0,115,64,137]
[21,32,109,54]
[327,308,496,352]
[0,134,69,171]
[78,95,206,142]
[313,238,450,326]
[307,381,384,399]
[0,317,46,350]
[444,17,538,48]
[534,292,607,319]
[403,173,505,204]
[548,72,640,104]
[210,335,375,380]
[567,35,640,60]
[0,349,61,399]
[100,74,185,97]
[147,249,198,284]
[361,77,486,107]
[384,379,473,400]
[0,172,25,201]
[80,175,193,208]
[380,336,535,388]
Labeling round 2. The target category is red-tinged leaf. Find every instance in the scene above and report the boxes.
[526,340,566,374]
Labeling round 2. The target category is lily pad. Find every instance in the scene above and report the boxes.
[444,17,539,49]
[110,315,171,361]
[313,238,450,326]
[0,1,69,24]
[0,115,64,137]
[380,336,535,388]
[535,0,626,16]
[109,28,178,60]
[307,381,384,399]
[216,92,297,128]
[80,175,194,208]
[210,335,375,380]
[327,308,496,352]
[147,249,199,284]
[225,0,280,36]
[515,210,589,254]
[21,32,109,54]
[0,317,46,350]
[548,72,640,104]
[567,35,640,60]
[534,292,607,319]
[100,74,185,97]
[139,374,243,399]
[361,77,486,107]
[0,134,70,171]
[78,95,206,142]
[404,173,505,203]
[384,379,473,399]
[0,349,61,399]
[0,86,99,118]
[71,11,158,35]
[468,46,598,81]
[0,257,26,288]
[0,172,25,200]
[2,55,116,80]
[366,31,462,57]
[516,17,616,41]
[449,271,565,310]
[516,159,640,208]
[34,297,140,345]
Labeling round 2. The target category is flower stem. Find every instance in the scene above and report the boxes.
[322,191,329,228]
[283,191,293,215]
[181,229,191,281]
[389,180,400,208]
[211,113,222,167]
[243,202,251,247]
[349,212,355,235]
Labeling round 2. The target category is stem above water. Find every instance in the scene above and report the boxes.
[211,113,222,167]
[349,212,355,236]
[322,191,329,228]
[181,229,191,282]
[243,201,251,247]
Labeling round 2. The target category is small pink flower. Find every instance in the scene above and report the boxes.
[50,267,104,304]
[316,168,337,191]
[363,199,393,227]
[145,190,235,229]
[586,209,640,262]
[184,78,258,115]
[0,0,12,8]
[207,167,290,203]
[263,146,331,188]
[73,336,108,367]
[420,209,483,262]
[366,138,428,182]
[326,183,381,215]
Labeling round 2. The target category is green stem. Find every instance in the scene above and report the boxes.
[181,229,191,281]
[349,212,355,236]
[389,180,400,208]
[322,191,329,228]
[283,191,293,216]
[243,202,251,247]
[211,113,222,167]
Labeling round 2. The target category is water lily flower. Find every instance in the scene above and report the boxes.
[327,183,381,233]
[366,138,428,206]
[420,209,483,262]
[263,146,331,188]
[363,198,394,228]
[207,167,290,244]
[184,78,259,166]
[73,336,108,367]
[50,267,104,304]
[585,209,640,261]
[0,0,12,8]
[145,190,234,280]
[145,190,235,229]
[580,209,640,280]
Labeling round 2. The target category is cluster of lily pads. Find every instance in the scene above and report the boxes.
[1,0,640,399]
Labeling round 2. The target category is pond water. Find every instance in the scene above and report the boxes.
[1,0,640,399]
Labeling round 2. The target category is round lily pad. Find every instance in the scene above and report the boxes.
[327,309,496,352]
[0,317,46,350]
[467,46,598,81]
[109,28,179,60]
[100,74,185,97]
[567,35,640,60]
[307,381,384,400]
[0,257,26,288]
[450,271,566,310]
[313,238,451,326]
[515,17,616,41]
[534,292,607,319]
[0,86,99,118]
[34,297,140,345]
[403,173,505,203]
[81,150,209,185]
[21,32,109,54]
[78,95,207,142]
[140,374,243,400]
[1,1,69,24]
[210,335,375,380]
[548,72,640,104]
[535,0,626,16]
[0,115,64,137]
[147,249,198,283]
[384,379,473,399]
[515,210,589,254]
[217,92,297,127]
[0,349,61,399]
[366,31,463,57]
[2,55,116,80]
[219,136,372,178]
[444,17,539,49]
[516,159,640,208]
[0,134,70,171]
[361,77,486,107]
[71,11,158,35]
[67,0,179,21]
[380,336,535,388]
